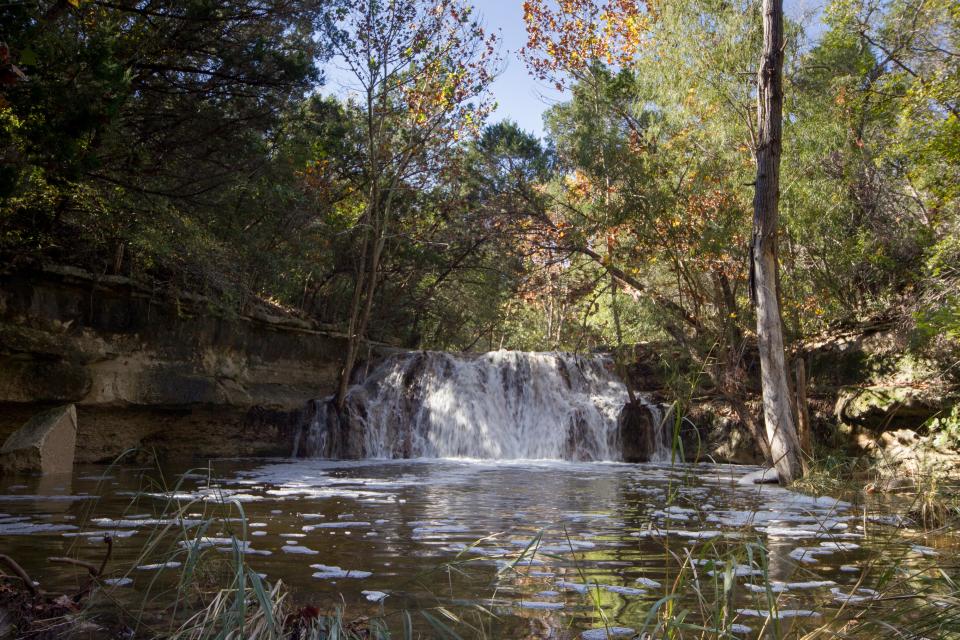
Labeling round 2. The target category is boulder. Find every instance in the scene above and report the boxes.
[856,428,960,478]
[0,405,77,475]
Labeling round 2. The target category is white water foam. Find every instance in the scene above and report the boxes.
[297,351,666,461]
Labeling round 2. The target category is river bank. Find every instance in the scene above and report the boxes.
[4,266,957,472]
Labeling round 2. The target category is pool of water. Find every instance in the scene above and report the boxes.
[1,459,956,638]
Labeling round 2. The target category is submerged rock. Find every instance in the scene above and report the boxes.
[0,405,77,475]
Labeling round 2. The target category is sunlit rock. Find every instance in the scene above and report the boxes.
[737,467,780,485]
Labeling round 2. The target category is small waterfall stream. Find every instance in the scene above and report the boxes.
[297,350,669,461]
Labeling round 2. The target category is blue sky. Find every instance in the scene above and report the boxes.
[479,2,568,139]
[323,1,826,140]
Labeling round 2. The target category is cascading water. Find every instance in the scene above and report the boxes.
[296,350,670,461]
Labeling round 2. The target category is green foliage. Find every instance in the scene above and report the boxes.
[915,230,960,351]
[0,0,957,370]
[929,405,960,449]
[1,0,341,305]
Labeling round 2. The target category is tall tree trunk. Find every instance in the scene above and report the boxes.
[335,202,375,411]
[795,357,813,471]
[751,0,803,483]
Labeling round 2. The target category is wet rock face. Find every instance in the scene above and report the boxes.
[618,400,656,462]
[0,404,77,474]
[682,403,766,465]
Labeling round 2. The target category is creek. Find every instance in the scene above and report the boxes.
[0,351,956,638]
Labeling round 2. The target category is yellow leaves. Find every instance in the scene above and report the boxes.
[564,169,593,200]
[521,0,653,85]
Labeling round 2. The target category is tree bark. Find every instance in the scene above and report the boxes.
[795,357,812,471]
[751,0,803,483]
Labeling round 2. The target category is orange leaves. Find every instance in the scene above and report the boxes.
[392,2,499,144]
[521,0,652,85]
[564,169,592,200]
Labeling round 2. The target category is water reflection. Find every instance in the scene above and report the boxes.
[0,459,956,638]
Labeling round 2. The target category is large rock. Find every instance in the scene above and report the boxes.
[679,402,765,465]
[0,404,77,474]
[618,400,657,462]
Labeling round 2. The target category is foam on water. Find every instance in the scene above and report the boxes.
[519,601,565,610]
[136,561,182,571]
[831,586,879,603]
[580,626,636,639]
[1,456,939,639]
[282,545,318,554]
[736,609,821,619]
[104,577,133,587]
[0,519,77,535]
[310,564,372,579]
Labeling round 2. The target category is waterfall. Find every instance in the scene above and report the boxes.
[297,350,670,461]
[647,402,667,463]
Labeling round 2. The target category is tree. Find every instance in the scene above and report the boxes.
[750,0,803,482]
[1,0,340,300]
[323,0,498,410]
[521,0,809,469]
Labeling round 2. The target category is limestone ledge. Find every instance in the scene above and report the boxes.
[0,267,349,462]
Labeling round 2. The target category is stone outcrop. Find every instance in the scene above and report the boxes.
[0,266,349,462]
[856,428,960,479]
[836,385,947,430]
[623,324,958,466]
[0,405,77,474]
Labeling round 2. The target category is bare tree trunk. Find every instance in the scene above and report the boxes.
[795,357,812,471]
[335,176,398,413]
[750,0,803,483]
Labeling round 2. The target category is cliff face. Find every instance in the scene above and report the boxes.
[0,266,348,462]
